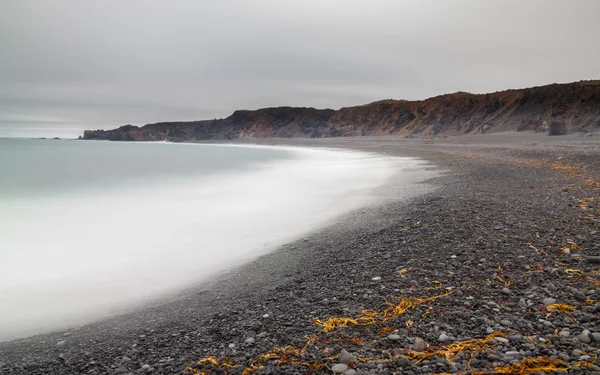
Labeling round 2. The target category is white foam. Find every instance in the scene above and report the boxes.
[0,144,411,340]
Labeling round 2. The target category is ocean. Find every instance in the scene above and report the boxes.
[0,138,402,340]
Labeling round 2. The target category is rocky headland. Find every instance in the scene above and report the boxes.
[82,81,600,142]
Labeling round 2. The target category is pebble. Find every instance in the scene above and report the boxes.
[331,363,348,373]
[338,349,356,364]
[343,370,357,375]
[500,319,512,326]
[577,332,592,344]
[542,298,556,305]
[388,334,401,341]
[501,288,511,295]
[397,357,411,367]
[113,367,130,375]
[496,337,509,344]
[371,276,382,281]
[244,337,255,344]
[438,333,450,342]
[413,338,426,351]
[56,340,66,346]
[507,334,522,342]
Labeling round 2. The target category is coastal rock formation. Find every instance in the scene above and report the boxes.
[83,80,600,141]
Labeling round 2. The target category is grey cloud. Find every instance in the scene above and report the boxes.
[1,0,599,137]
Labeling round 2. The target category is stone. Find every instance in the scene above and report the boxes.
[542,298,556,305]
[56,340,66,346]
[343,370,357,375]
[577,333,592,344]
[592,332,600,342]
[338,349,356,364]
[413,338,427,351]
[396,357,411,367]
[548,121,567,136]
[501,288,511,295]
[141,364,151,371]
[371,276,382,281]
[507,335,522,342]
[500,319,512,327]
[331,363,349,373]
[245,337,255,345]
[113,367,130,375]
[496,337,509,344]
[438,333,450,342]
[388,334,401,341]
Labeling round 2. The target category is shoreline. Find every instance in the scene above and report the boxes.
[1,134,600,374]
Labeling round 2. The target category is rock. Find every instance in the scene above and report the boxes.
[501,288,512,295]
[262,314,269,318]
[228,343,235,348]
[56,340,66,346]
[507,335,522,342]
[593,302,600,313]
[496,337,509,344]
[542,298,556,305]
[413,338,426,351]
[396,357,411,367]
[545,282,557,292]
[113,367,130,375]
[438,333,450,342]
[577,332,593,344]
[505,351,520,356]
[548,121,567,136]
[500,319,512,326]
[371,276,382,281]
[343,370,357,375]
[572,290,587,301]
[592,332,600,342]
[141,364,151,371]
[581,255,600,264]
[245,337,255,345]
[388,334,401,341]
[331,363,349,373]
[338,349,356,364]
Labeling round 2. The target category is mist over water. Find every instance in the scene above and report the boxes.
[0,139,404,341]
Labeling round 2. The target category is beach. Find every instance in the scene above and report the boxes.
[1,133,600,375]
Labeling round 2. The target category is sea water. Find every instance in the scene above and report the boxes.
[0,138,403,340]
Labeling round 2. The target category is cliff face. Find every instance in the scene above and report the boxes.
[83,81,600,141]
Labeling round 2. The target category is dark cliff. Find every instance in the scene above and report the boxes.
[83,80,600,141]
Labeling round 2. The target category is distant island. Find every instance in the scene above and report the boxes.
[83,80,600,141]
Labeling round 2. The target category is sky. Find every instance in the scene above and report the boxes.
[1,0,599,138]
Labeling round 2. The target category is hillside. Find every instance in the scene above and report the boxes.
[83,81,600,141]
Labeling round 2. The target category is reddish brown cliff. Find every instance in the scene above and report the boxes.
[83,80,600,141]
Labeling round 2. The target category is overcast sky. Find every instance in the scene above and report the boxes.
[1,0,599,137]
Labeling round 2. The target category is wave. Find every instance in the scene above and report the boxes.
[0,144,406,340]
